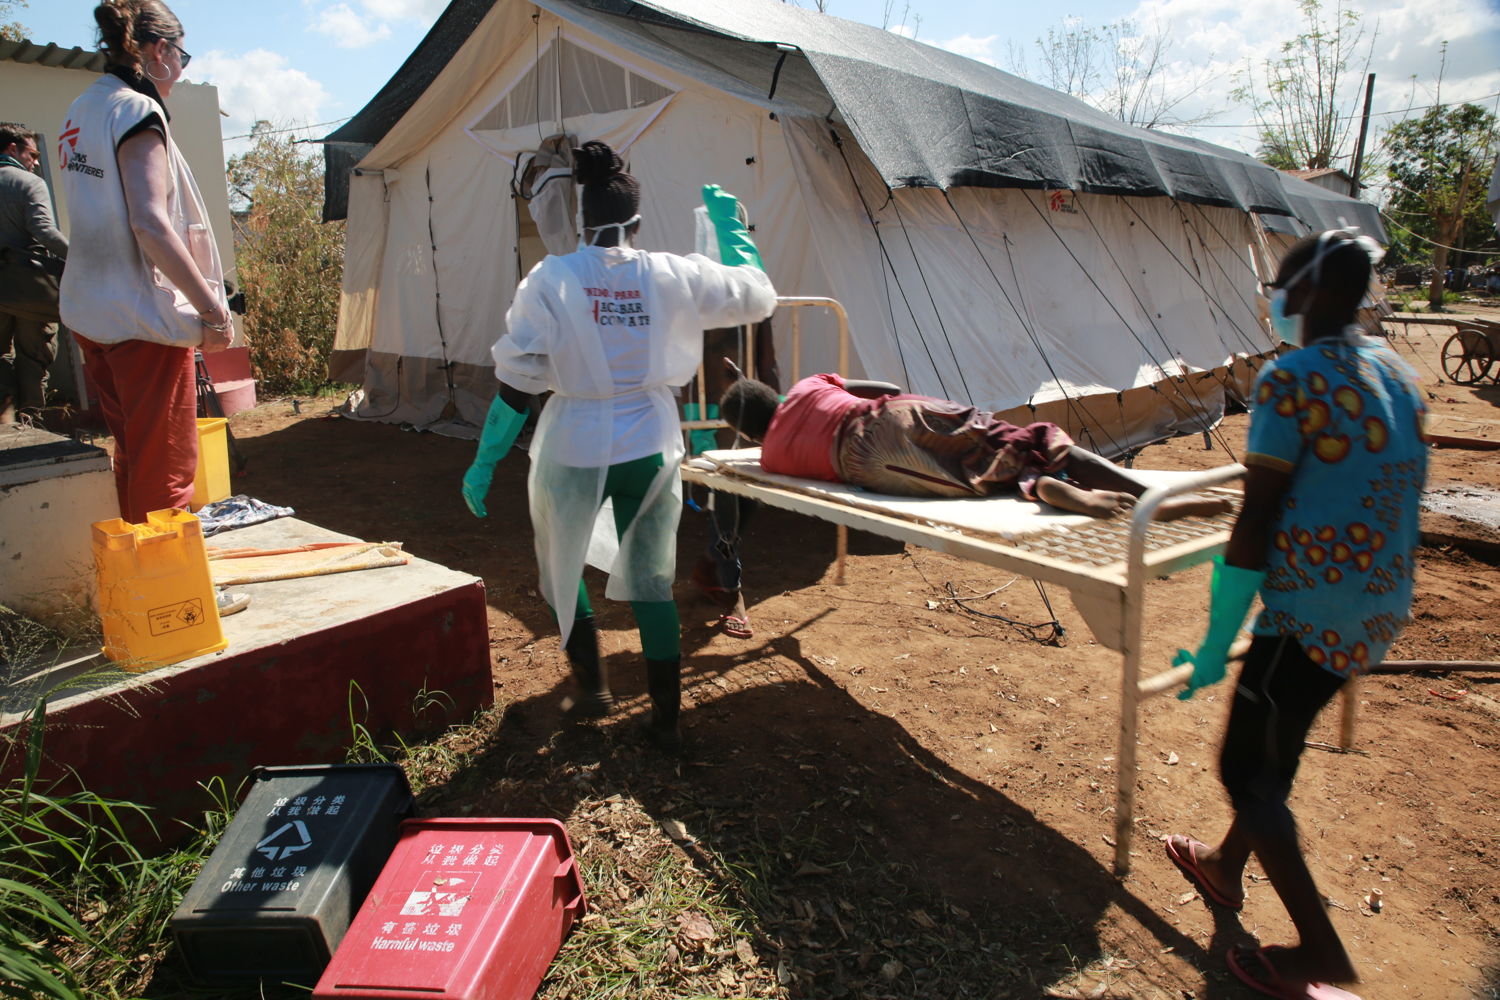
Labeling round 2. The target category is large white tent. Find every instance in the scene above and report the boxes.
[321,0,1383,456]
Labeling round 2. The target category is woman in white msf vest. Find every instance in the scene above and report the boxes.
[59,1,245,616]
[463,141,776,752]
[61,1,246,617]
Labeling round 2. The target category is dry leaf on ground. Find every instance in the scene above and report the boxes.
[676,911,716,951]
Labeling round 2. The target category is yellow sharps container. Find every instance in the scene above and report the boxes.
[190,417,231,510]
[92,508,227,670]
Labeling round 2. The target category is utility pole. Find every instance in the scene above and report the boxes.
[1349,73,1376,197]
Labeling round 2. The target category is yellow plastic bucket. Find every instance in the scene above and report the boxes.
[191,417,230,511]
[92,509,226,670]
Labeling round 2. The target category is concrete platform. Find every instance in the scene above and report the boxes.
[1,516,490,841]
[0,423,118,622]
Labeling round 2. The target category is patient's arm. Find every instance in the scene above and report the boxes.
[843,379,902,399]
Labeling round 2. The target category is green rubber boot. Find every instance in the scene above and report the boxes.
[643,657,682,753]
[564,616,613,717]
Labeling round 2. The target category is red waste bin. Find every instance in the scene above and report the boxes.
[312,818,586,1000]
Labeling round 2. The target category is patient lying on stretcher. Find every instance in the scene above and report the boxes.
[719,367,1233,521]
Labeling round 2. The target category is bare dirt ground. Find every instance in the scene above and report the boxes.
[224,308,1500,999]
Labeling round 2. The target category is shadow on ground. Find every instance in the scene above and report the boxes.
[136,412,1266,998]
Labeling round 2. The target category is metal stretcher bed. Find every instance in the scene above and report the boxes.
[682,297,1246,874]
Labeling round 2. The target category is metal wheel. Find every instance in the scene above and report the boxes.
[1440,328,1494,385]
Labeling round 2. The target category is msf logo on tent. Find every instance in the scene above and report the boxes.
[255,820,313,862]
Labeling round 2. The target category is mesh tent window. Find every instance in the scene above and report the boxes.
[473,37,675,132]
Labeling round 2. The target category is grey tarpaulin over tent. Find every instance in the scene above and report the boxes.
[320,0,1384,451]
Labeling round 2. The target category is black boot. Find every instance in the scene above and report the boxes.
[643,656,682,753]
[564,617,613,717]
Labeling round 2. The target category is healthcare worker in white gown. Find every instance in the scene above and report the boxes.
[463,141,776,752]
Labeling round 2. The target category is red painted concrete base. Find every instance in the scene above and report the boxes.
[3,570,490,847]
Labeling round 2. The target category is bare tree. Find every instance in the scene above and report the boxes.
[879,0,921,38]
[1235,0,1377,170]
[1033,18,1099,98]
[1009,17,1219,129]
[1098,23,1216,130]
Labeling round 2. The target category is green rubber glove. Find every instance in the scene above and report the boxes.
[462,394,526,518]
[702,184,763,270]
[1176,557,1264,700]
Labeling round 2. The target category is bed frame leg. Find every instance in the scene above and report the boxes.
[835,524,847,585]
[1338,676,1358,750]
[1115,527,1151,877]
[1115,638,1140,876]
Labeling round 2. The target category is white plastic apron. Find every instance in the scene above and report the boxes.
[494,246,777,644]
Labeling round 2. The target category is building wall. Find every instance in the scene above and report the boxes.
[0,61,237,281]
[1304,172,1356,197]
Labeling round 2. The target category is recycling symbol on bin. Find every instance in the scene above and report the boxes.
[255,820,313,862]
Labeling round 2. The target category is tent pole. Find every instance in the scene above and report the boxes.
[791,307,801,383]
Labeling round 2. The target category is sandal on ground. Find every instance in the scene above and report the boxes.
[1226,945,1361,1000]
[216,589,251,617]
[715,612,752,639]
[1164,834,1243,910]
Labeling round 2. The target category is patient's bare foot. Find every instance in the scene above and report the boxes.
[1154,494,1234,521]
[1036,478,1136,518]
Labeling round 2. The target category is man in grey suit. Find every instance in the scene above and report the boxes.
[0,122,68,423]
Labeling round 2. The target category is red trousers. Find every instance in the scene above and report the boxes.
[77,335,197,524]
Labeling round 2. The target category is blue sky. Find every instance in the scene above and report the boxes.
[21,0,1500,162]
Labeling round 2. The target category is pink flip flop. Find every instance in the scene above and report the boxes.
[715,612,753,639]
[1227,945,1362,1000]
[1164,834,1243,910]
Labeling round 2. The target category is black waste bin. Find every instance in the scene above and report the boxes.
[170,763,414,984]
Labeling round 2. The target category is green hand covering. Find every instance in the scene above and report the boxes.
[702,184,764,270]
[462,394,526,518]
[1176,557,1264,700]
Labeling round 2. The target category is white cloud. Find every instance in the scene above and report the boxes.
[312,3,392,49]
[304,0,444,50]
[355,0,449,21]
[886,23,918,40]
[935,33,1000,67]
[1114,0,1500,156]
[192,49,334,156]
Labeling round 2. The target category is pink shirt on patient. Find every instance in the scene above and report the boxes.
[759,373,869,481]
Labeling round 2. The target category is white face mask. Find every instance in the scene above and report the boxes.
[579,214,642,249]
[1267,230,1385,347]
[1269,289,1302,346]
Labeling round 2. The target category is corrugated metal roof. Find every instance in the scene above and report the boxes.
[0,38,108,73]
[1291,167,1352,182]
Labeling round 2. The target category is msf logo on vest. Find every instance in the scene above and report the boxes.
[57,120,103,178]
[256,820,314,862]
